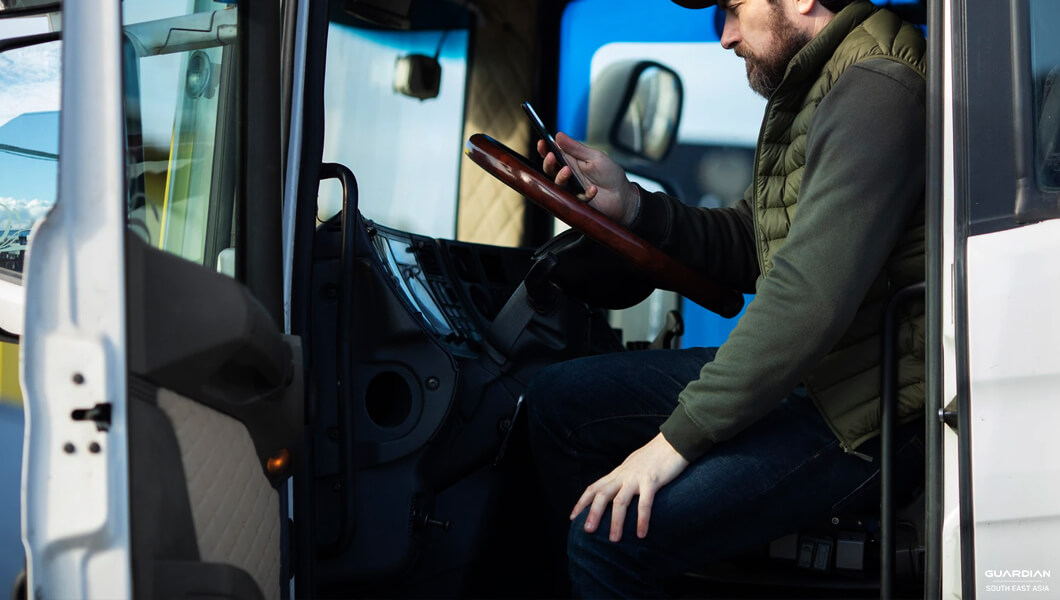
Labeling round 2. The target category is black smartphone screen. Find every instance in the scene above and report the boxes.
[521,101,591,195]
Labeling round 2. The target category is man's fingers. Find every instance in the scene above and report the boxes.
[556,166,572,188]
[571,482,599,520]
[636,490,655,539]
[542,152,559,177]
[585,489,615,534]
[610,488,635,542]
[536,139,548,159]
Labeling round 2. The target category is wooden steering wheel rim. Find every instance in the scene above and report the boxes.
[464,133,744,318]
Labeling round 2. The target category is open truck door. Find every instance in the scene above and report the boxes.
[18,1,299,599]
[937,0,1060,597]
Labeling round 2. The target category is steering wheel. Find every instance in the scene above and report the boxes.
[464,134,744,318]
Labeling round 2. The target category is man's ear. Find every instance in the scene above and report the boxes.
[795,0,836,17]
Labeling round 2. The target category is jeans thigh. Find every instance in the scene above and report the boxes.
[570,391,884,574]
[526,347,717,512]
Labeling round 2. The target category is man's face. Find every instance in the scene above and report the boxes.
[719,0,812,98]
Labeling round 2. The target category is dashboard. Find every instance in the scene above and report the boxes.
[365,222,534,356]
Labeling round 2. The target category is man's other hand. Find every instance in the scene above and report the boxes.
[571,433,690,542]
[536,132,641,227]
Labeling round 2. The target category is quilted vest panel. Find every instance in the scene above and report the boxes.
[751,1,927,449]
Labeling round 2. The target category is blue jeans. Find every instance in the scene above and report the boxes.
[525,348,924,599]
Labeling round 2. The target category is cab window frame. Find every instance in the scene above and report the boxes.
[959,0,1060,234]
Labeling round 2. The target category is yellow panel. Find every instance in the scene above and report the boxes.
[0,341,21,407]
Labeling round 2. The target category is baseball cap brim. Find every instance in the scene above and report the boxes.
[670,0,716,8]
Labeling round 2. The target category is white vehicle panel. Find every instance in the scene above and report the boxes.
[20,1,131,598]
[966,219,1060,597]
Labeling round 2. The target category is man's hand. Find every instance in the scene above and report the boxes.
[537,132,641,227]
[571,433,690,542]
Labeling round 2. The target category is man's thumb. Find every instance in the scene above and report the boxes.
[556,132,594,160]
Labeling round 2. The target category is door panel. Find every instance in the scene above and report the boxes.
[21,0,292,598]
[158,390,281,600]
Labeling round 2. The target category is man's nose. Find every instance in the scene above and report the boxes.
[720,15,739,49]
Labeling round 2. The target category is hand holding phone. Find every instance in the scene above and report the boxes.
[521,101,593,195]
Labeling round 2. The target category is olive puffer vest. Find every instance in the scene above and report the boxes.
[754,1,927,450]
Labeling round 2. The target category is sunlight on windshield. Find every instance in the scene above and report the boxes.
[322,25,469,239]
[0,41,59,277]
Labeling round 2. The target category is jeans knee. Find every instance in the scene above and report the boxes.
[524,362,579,435]
[567,513,608,572]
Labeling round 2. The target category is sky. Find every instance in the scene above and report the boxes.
[0,4,180,233]
[0,14,58,233]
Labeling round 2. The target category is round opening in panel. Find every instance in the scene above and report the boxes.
[365,371,412,428]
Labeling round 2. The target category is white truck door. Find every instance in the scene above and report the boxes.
[942,0,1060,597]
[20,1,298,599]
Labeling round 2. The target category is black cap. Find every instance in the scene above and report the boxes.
[671,0,715,8]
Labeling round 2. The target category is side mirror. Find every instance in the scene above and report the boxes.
[610,63,683,162]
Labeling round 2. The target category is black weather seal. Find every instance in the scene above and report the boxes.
[951,0,977,597]
[292,0,330,595]
[923,0,946,597]
[238,0,284,326]
[0,326,16,344]
[0,2,58,19]
[0,30,58,52]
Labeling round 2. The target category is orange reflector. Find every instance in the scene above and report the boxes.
[267,449,290,476]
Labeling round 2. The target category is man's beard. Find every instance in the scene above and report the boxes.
[735,7,812,98]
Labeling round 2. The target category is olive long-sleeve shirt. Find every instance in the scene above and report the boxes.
[628,58,927,461]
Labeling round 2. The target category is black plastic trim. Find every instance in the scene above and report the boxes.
[0,3,57,19]
[923,0,946,597]
[280,0,298,175]
[962,0,1019,237]
[0,30,58,52]
[951,0,978,596]
[150,560,265,600]
[522,0,569,247]
[238,0,284,326]
[291,0,329,595]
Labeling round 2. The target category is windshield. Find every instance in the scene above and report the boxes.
[1,0,240,280]
[0,32,58,280]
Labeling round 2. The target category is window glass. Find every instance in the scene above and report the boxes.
[1029,0,1060,191]
[0,38,59,279]
[321,24,469,238]
[122,0,239,272]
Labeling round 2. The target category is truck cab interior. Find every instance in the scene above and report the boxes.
[292,0,931,598]
[5,0,1060,598]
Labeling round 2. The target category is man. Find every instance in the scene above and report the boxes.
[525,0,928,597]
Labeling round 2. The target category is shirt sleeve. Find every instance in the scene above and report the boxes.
[658,58,928,460]
[629,186,760,293]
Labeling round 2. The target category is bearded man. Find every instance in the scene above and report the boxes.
[525,0,929,597]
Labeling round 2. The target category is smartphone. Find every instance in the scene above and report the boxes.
[521,101,592,195]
